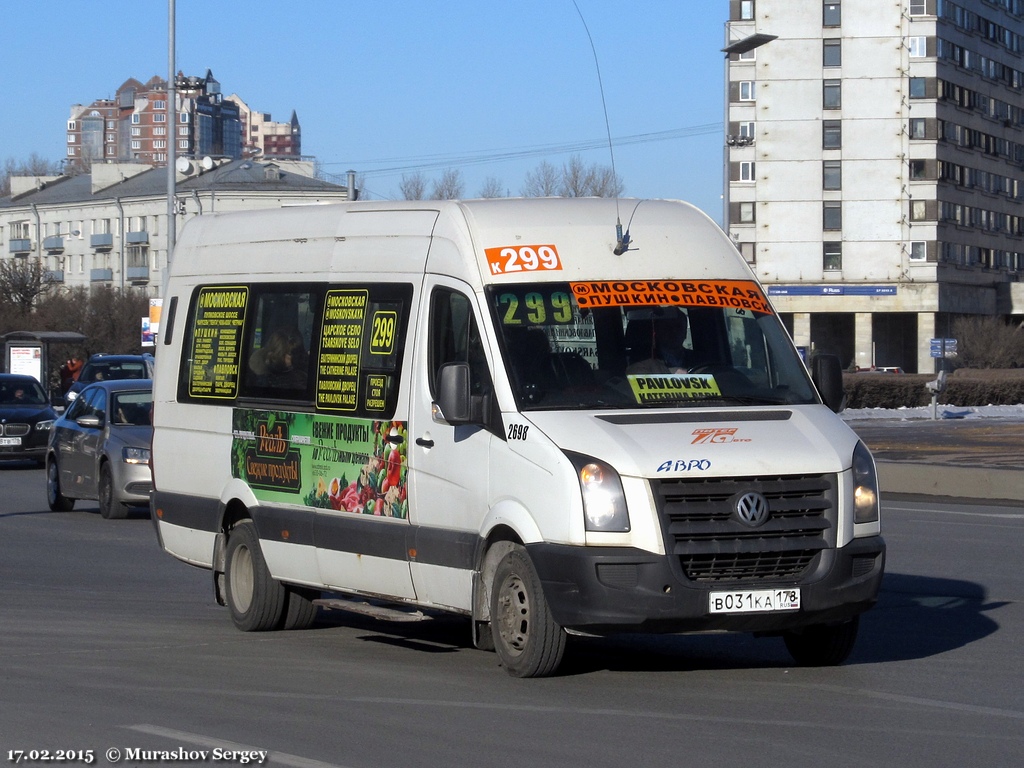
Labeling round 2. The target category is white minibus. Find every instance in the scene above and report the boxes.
[151,197,884,677]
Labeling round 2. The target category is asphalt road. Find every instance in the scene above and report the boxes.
[2,459,1022,768]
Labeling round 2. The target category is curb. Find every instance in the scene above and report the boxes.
[876,461,1023,503]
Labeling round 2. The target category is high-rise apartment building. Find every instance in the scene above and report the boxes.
[227,96,302,159]
[726,0,1024,373]
[66,71,297,169]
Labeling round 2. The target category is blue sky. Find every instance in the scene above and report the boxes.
[2,1,729,219]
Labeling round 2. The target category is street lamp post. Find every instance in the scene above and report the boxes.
[166,0,176,293]
[722,30,777,233]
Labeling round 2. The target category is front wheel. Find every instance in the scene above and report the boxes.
[46,458,74,512]
[98,463,130,520]
[224,521,286,631]
[783,617,860,666]
[489,546,566,678]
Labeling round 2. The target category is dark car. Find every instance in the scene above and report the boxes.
[64,353,155,407]
[47,379,153,519]
[0,374,58,466]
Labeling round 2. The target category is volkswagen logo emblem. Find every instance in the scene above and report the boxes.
[735,491,770,527]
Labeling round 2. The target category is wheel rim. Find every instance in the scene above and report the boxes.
[495,572,530,656]
[229,544,255,613]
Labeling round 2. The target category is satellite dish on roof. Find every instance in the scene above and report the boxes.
[201,156,215,170]
[175,157,192,174]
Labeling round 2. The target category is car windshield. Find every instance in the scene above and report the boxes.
[0,380,49,406]
[486,280,818,411]
[80,359,148,383]
[111,391,153,426]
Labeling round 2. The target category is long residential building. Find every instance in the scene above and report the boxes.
[726,0,1024,373]
[0,160,354,297]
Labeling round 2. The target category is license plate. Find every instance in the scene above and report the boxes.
[0,437,22,446]
[709,588,801,614]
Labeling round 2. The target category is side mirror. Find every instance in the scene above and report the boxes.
[435,362,473,425]
[811,353,845,413]
[76,414,104,429]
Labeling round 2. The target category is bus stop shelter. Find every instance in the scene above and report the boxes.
[2,330,88,396]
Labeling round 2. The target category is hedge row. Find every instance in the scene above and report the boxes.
[841,372,1024,408]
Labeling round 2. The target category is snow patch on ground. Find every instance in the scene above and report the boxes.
[841,404,1024,422]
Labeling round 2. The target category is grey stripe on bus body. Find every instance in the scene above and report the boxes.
[154,491,478,571]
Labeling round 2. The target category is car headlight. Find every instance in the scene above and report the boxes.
[35,420,55,431]
[852,440,880,524]
[123,446,151,464]
[565,451,630,532]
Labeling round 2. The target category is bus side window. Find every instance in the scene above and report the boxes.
[429,289,491,398]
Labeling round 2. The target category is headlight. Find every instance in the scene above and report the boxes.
[565,451,630,532]
[852,441,879,524]
[35,420,55,431]
[123,446,151,464]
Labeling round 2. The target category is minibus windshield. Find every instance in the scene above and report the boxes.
[486,280,818,410]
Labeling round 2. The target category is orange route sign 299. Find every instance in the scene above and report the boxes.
[570,279,773,314]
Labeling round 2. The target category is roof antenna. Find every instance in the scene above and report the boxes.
[572,0,633,255]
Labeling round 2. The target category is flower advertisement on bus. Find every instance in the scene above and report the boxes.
[231,408,408,518]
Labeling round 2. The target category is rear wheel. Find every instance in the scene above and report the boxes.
[46,458,74,512]
[98,463,130,520]
[282,586,319,630]
[224,521,286,631]
[490,546,566,678]
[784,617,860,666]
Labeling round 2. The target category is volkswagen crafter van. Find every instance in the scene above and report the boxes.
[151,197,884,677]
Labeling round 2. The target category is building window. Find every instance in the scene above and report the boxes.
[739,202,755,223]
[823,242,842,271]
[738,48,757,62]
[909,118,927,139]
[909,0,926,15]
[909,77,927,98]
[823,202,842,230]
[823,79,841,109]
[154,113,166,123]
[909,159,927,179]
[131,127,141,136]
[823,160,842,189]
[154,140,167,149]
[154,127,166,136]
[131,140,141,150]
[179,139,189,149]
[823,2,841,27]
[822,120,842,148]
[131,113,140,124]
[910,241,927,261]
[67,134,76,143]
[739,81,756,101]
[739,121,755,139]
[179,112,190,123]
[908,36,927,57]
[740,0,754,20]
[153,100,166,110]
[740,161,755,181]
[106,146,115,156]
[67,120,77,130]
[739,242,755,263]
[823,39,841,67]
[910,200,929,221]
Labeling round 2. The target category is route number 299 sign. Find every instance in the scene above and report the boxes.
[485,244,562,275]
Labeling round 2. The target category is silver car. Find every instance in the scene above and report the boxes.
[46,379,153,519]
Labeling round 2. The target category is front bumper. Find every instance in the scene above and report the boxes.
[526,535,885,635]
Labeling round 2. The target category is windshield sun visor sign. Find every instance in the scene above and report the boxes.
[628,373,722,404]
[570,280,773,314]
[485,245,563,276]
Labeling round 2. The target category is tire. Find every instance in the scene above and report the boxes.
[282,586,319,630]
[784,616,860,667]
[489,546,567,678]
[46,458,74,512]
[98,463,130,520]
[224,521,286,631]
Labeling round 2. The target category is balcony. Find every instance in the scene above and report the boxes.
[127,267,149,283]
[91,233,114,251]
[126,231,149,245]
[9,238,32,254]
[43,236,65,253]
[90,268,113,282]
[45,270,65,283]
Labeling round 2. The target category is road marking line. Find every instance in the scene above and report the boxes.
[125,725,348,768]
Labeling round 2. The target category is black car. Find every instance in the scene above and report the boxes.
[0,374,58,466]
[64,353,155,407]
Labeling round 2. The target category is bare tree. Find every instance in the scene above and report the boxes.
[431,168,464,200]
[559,154,624,198]
[0,258,54,315]
[478,176,506,198]
[399,172,428,200]
[521,160,561,197]
[2,153,62,197]
[952,316,1024,369]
